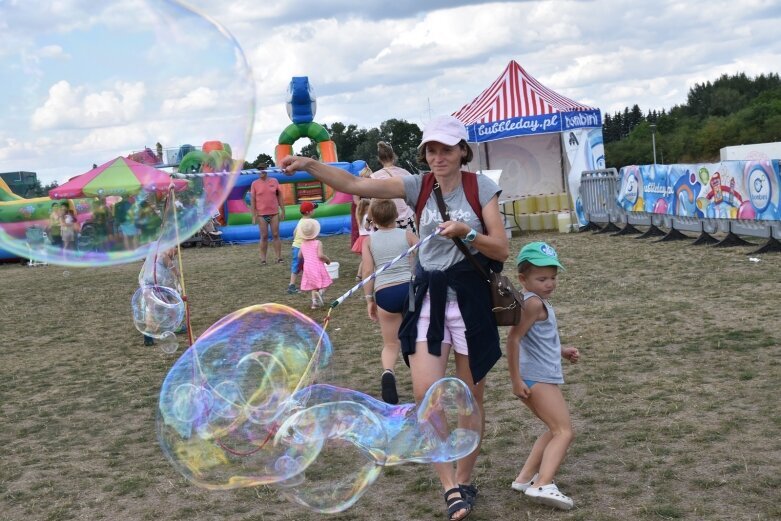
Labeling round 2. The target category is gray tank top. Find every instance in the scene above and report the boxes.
[519,291,564,384]
[369,228,412,290]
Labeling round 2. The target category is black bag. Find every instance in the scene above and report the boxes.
[432,182,523,326]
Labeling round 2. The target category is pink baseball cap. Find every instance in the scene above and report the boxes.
[418,115,468,150]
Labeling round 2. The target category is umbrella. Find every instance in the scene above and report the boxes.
[50,157,187,199]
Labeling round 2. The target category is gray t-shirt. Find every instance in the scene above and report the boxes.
[402,173,501,272]
[369,227,412,289]
[519,291,564,384]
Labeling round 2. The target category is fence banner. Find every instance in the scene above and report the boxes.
[616,160,781,220]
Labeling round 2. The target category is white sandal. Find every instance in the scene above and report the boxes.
[524,483,574,510]
[511,473,538,492]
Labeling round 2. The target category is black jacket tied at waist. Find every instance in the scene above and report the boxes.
[399,253,502,384]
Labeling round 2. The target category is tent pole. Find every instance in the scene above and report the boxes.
[559,132,576,232]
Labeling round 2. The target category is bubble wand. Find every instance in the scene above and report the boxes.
[329,227,441,309]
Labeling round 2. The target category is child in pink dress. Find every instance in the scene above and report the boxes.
[297,219,333,309]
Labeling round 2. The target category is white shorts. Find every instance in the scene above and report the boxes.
[415,294,469,356]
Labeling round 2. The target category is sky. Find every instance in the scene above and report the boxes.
[1,0,780,186]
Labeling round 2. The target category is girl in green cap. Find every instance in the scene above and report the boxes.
[506,241,580,510]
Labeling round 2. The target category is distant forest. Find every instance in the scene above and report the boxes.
[603,72,781,167]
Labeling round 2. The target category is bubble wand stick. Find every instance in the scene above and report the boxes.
[330,227,441,309]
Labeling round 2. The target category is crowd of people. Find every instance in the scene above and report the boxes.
[278,116,581,518]
[42,192,195,253]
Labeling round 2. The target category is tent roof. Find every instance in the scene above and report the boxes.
[453,60,594,125]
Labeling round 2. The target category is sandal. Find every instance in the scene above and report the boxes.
[260,260,267,266]
[275,258,284,264]
[511,473,538,492]
[524,483,574,510]
[459,483,478,507]
[444,487,471,521]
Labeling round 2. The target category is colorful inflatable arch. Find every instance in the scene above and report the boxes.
[274,77,338,165]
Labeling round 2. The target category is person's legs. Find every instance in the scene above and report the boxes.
[257,219,269,262]
[377,308,402,372]
[377,307,402,404]
[453,353,485,487]
[270,215,282,261]
[409,343,470,520]
[521,383,574,486]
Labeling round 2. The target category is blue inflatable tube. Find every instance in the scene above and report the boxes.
[219,214,352,244]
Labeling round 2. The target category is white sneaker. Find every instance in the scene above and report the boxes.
[524,483,574,510]
[511,473,538,492]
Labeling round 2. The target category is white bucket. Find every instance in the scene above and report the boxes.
[326,261,340,279]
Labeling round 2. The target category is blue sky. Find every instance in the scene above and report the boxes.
[1,0,780,185]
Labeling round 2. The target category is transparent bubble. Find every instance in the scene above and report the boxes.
[131,285,185,338]
[157,305,481,513]
[0,0,254,267]
[157,304,333,490]
[157,331,179,354]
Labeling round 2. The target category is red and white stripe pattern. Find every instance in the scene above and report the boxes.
[453,60,594,125]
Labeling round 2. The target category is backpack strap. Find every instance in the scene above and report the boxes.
[414,171,485,231]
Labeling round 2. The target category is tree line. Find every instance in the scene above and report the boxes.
[604,72,781,167]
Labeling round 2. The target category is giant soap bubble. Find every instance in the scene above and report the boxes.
[0,1,254,266]
[158,304,481,513]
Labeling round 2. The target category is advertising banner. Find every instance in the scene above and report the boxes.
[616,160,781,220]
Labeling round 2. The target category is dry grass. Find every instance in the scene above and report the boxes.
[1,230,779,521]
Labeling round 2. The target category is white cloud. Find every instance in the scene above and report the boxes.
[31,80,146,130]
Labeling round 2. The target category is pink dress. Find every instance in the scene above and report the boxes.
[300,240,332,291]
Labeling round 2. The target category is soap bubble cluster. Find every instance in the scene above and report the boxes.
[157,304,480,513]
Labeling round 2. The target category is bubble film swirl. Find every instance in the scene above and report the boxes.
[157,304,481,513]
[0,0,254,266]
[131,285,185,339]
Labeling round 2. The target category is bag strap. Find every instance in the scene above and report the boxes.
[415,171,485,232]
[431,181,490,283]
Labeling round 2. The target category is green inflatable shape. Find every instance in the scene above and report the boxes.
[278,122,330,145]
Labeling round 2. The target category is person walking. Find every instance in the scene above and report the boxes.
[280,115,509,521]
[250,170,285,264]
[361,198,418,404]
[288,201,317,294]
[297,218,333,310]
[371,141,416,233]
[506,242,580,510]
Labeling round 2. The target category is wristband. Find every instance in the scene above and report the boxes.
[364,295,374,301]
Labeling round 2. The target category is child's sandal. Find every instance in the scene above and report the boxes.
[444,487,471,521]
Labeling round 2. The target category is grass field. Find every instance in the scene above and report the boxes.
[1,230,779,521]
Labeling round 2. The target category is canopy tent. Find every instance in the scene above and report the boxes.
[50,157,187,199]
[452,60,605,225]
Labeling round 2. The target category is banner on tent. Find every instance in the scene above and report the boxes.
[468,109,602,143]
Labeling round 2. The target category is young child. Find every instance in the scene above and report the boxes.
[61,207,79,250]
[361,199,418,404]
[506,241,580,511]
[288,201,317,294]
[297,218,332,310]
[351,197,372,280]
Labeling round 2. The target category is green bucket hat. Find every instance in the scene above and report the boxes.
[516,241,564,269]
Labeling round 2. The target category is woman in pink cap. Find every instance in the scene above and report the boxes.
[281,115,508,521]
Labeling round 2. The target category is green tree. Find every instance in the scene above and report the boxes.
[244,153,275,169]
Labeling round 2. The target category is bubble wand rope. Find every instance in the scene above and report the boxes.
[169,187,194,346]
[329,228,441,309]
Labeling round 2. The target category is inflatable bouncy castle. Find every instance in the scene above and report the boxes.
[175,76,362,243]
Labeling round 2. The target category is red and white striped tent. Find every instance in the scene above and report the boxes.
[453,60,595,135]
[452,60,604,218]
